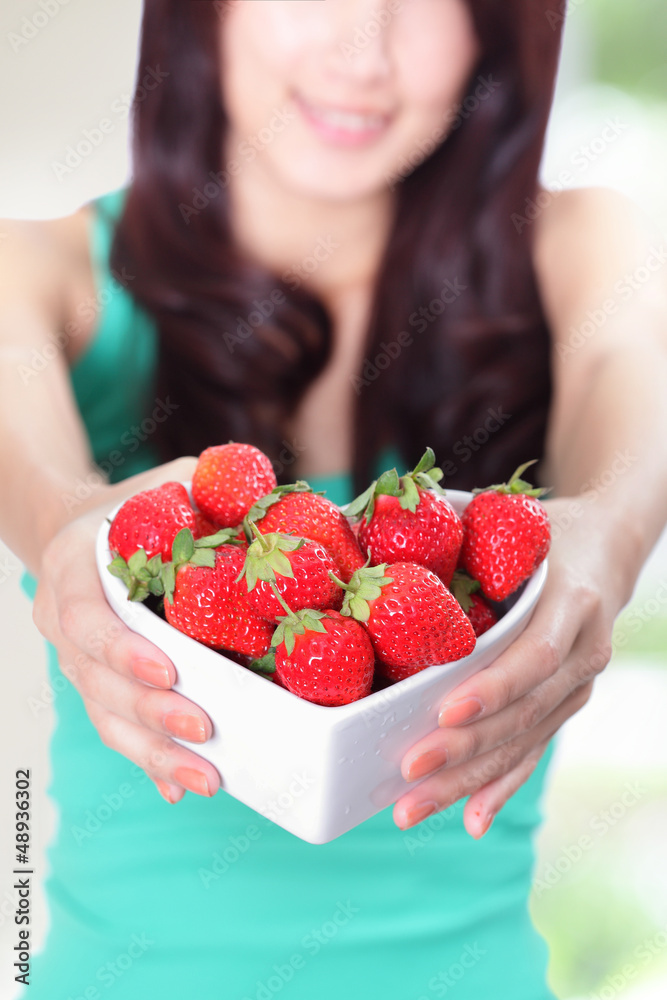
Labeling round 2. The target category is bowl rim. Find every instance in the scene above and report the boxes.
[97,485,548,721]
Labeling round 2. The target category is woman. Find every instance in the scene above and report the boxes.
[3,1,666,997]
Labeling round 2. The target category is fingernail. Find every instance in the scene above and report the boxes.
[438,695,483,728]
[132,659,172,688]
[406,748,448,782]
[173,766,214,797]
[163,712,207,743]
[155,779,180,804]
[400,800,440,830]
[478,812,495,837]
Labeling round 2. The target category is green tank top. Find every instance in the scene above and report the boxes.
[21,190,556,1000]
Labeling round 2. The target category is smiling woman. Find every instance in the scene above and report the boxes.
[2,0,667,999]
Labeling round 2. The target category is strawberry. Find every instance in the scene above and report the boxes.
[109,482,196,563]
[344,449,463,586]
[266,607,375,706]
[238,529,342,622]
[192,443,277,528]
[107,482,197,600]
[161,528,273,657]
[450,571,498,637]
[246,484,365,582]
[461,461,551,601]
[338,561,476,682]
[193,511,222,539]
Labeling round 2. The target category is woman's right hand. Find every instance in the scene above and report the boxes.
[32,457,222,804]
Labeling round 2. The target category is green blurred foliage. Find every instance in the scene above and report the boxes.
[586,0,667,100]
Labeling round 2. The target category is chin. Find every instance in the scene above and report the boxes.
[268,147,398,204]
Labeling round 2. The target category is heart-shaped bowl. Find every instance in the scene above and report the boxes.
[96,486,547,844]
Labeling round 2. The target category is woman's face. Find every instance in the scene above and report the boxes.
[219,0,479,201]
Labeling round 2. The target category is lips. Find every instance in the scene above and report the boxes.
[293,92,394,146]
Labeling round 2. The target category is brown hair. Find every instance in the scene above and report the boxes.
[111,0,564,492]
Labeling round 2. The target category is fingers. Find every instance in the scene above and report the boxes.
[85,700,221,797]
[462,740,551,839]
[154,779,187,805]
[393,683,592,830]
[54,634,213,743]
[35,534,176,687]
[436,572,600,730]
[401,633,598,782]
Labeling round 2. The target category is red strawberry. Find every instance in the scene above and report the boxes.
[269,608,375,706]
[107,482,197,601]
[246,484,364,583]
[451,571,498,637]
[462,461,551,601]
[192,443,277,527]
[339,561,476,682]
[162,529,273,657]
[109,481,196,563]
[345,449,463,586]
[238,530,342,622]
[193,511,222,539]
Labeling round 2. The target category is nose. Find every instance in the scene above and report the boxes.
[323,0,393,82]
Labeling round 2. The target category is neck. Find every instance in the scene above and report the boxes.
[225,152,395,313]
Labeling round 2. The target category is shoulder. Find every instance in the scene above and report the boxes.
[0,206,97,361]
[531,186,667,350]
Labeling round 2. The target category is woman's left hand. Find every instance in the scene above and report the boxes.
[393,497,631,837]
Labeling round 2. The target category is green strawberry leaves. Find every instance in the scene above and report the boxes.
[450,570,481,613]
[271,609,329,657]
[158,526,239,605]
[244,481,323,531]
[343,447,446,524]
[472,460,551,498]
[236,529,305,592]
[248,648,277,675]
[107,550,164,603]
[333,563,394,623]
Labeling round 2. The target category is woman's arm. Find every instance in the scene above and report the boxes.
[0,211,104,573]
[0,213,219,802]
[393,187,667,836]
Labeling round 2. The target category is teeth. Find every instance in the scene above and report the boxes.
[303,101,386,132]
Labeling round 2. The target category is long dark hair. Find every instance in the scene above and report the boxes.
[111,0,564,492]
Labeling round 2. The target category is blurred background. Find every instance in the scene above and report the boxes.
[0,2,666,998]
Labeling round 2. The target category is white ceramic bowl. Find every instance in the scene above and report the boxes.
[96,488,547,844]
